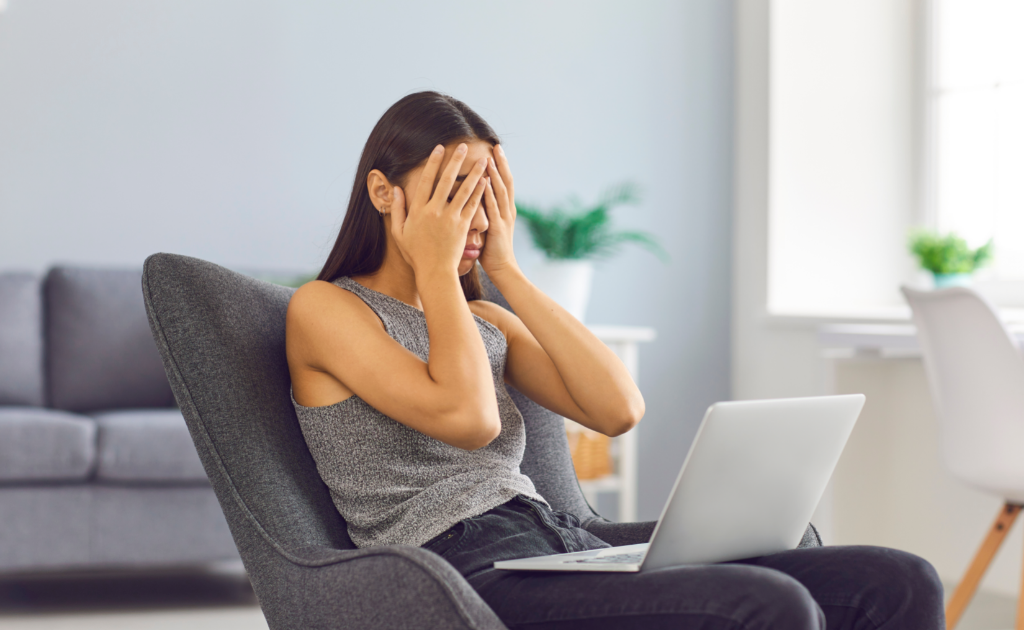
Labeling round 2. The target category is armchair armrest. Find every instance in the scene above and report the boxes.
[273,545,508,630]
[582,520,822,549]
[582,519,657,547]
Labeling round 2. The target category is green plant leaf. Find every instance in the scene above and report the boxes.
[515,182,666,262]
[907,230,994,275]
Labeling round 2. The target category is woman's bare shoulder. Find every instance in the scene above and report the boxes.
[287,280,382,336]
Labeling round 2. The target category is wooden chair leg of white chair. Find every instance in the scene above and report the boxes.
[946,502,1021,630]
[1017,521,1024,630]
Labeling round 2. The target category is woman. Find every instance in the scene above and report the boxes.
[286,91,943,629]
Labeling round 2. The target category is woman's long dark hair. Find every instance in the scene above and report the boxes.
[318,92,500,300]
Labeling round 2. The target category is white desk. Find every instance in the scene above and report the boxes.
[582,325,657,523]
[818,322,1024,358]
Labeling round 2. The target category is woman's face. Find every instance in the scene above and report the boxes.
[401,140,495,276]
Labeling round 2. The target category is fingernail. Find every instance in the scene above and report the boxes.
[496,145,505,156]
[433,145,444,156]
[457,144,468,154]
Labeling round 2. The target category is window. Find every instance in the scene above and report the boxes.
[932,0,1024,283]
[765,0,1024,316]
[767,0,918,316]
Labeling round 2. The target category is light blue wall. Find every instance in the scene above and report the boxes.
[0,0,733,520]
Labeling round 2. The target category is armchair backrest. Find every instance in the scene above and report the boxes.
[143,254,596,558]
[143,254,351,551]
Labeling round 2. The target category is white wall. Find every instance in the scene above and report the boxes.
[734,0,823,404]
[0,0,736,521]
[733,0,922,404]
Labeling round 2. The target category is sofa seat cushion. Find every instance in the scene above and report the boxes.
[93,409,208,483]
[0,407,96,481]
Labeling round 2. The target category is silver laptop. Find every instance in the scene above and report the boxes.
[494,394,864,572]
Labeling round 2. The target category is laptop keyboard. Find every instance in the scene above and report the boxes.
[572,551,645,564]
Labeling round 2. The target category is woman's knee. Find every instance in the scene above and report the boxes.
[877,547,944,610]
[828,546,945,627]
[854,547,942,598]
[724,569,824,630]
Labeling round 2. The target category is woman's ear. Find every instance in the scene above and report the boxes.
[367,169,394,214]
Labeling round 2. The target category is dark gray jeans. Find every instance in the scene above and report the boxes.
[423,496,944,629]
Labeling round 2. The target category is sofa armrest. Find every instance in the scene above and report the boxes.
[279,545,508,630]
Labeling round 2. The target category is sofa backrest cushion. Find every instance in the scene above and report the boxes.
[46,266,175,412]
[0,272,45,407]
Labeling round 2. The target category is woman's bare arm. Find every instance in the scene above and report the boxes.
[288,276,496,450]
[471,283,644,437]
[475,146,644,436]
[287,145,499,450]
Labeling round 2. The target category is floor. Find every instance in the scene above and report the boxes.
[953,585,1019,630]
[0,567,268,630]
[0,572,1016,629]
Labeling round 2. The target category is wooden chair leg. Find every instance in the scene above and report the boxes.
[946,502,1022,630]
[1018,524,1024,630]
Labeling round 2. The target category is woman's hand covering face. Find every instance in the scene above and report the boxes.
[479,144,518,277]
[389,143,489,276]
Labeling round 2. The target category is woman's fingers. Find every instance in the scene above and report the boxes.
[450,157,488,213]
[433,143,469,206]
[494,144,515,204]
[483,175,499,220]
[414,145,446,209]
[486,157,510,218]
[461,176,488,221]
[389,186,407,236]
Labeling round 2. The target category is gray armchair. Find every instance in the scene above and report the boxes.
[141,253,819,629]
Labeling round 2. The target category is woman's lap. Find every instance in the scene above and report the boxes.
[474,560,824,630]
[738,545,944,629]
[425,497,944,630]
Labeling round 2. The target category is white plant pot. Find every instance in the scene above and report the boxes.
[530,259,594,322]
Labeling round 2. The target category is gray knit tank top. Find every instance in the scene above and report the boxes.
[293,277,546,548]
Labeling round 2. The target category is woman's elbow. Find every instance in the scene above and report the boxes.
[442,405,502,451]
[605,396,645,437]
[449,421,500,450]
[458,422,502,450]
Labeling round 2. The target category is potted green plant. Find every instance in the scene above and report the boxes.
[516,183,667,321]
[908,230,993,289]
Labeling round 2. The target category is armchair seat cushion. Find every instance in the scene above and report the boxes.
[0,407,96,481]
[93,409,208,483]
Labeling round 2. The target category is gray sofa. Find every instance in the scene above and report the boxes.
[0,266,238,573]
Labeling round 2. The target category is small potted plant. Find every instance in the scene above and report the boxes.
[908,230,993,289]
[517,183,667,322]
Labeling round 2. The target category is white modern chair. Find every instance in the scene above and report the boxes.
[902,286,1024,630]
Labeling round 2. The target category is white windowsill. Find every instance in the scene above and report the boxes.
[762,306,1024,330]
